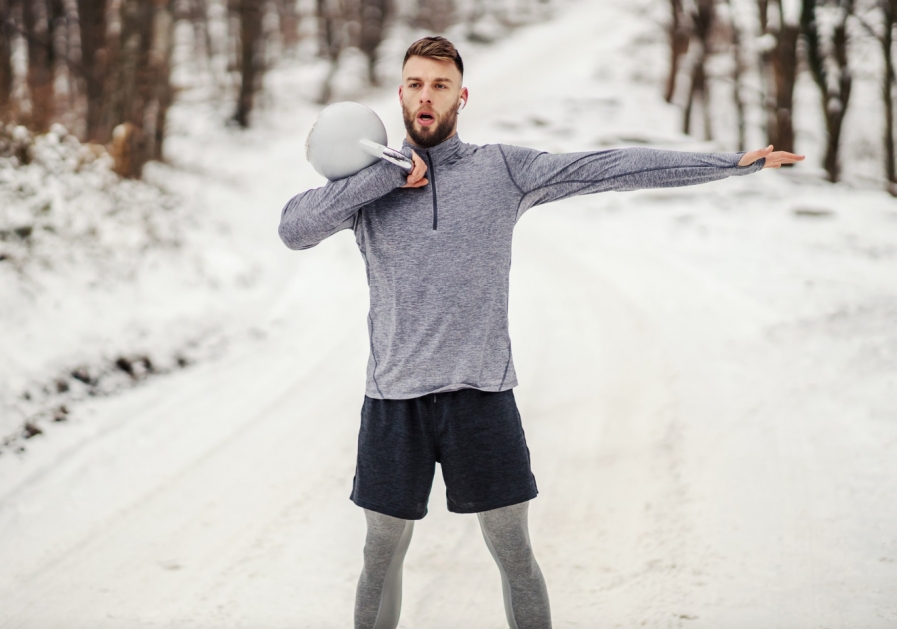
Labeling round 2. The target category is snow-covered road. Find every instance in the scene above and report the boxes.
[1,0,895,627]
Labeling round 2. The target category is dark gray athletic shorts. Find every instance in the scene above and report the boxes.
[349,388,539,520]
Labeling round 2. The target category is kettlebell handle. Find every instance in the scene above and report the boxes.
[359,139,414,172]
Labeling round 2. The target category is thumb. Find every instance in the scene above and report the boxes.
[763,144,774,154]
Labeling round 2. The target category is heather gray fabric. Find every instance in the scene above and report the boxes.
[278,134,765,399]
[355,502,548,629]
[355,509,414,629]
[478,500,551,629]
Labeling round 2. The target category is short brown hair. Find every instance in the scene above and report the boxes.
[402,36,464,78]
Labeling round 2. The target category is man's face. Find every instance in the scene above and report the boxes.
[399,56,467,148]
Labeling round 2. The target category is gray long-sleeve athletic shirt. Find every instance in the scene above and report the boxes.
[278,133,765,399]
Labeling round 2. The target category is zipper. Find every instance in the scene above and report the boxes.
[424,150,437,230]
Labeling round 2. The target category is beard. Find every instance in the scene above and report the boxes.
[402,102,458,148]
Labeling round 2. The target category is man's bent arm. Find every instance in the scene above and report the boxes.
[498,145,766,221]
[278,157,409,250]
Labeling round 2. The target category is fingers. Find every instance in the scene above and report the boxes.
[741,145,806,168]
[763,151,806,168]
[401,150,429,188]
[770,150,804,159]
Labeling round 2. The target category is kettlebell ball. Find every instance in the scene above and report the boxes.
[306,101,414,181]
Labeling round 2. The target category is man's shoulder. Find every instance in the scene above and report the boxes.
[457,141,543,165]
[448,139,502,165]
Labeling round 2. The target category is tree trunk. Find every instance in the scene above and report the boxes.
[76,0,108,141]
[148,0,174,161]
[683,0,714,140]
[0,0,16,121]
[826,0,852,182]
[801,0,853,182]
[885,0,896,188]
[23,0,57,131]
[757,0,798,154]
[359,0,390,86]
[277,0,299,49]
[725,0,747,150]
[665,0,690,104]
[771,19,798,153]
[186,0,212,71]
[414,0,452,33]
[103,0,147,153]
[756,0,772,141]
[48,0,72,125]
[101,0,174,177]
[233,0,263,127]
[316,0,343,104]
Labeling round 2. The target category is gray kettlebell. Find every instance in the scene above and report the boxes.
[306,101,413,181]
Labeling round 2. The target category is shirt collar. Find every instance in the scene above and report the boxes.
[401,132,464,167]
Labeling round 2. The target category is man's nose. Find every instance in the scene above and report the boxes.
[419,86,434,102]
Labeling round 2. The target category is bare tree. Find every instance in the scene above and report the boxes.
[148,0,175,161]
[103,0,147,151]
[665,0,692,104]
[23,0,53,130]
[757,0,800,153]
[316,0,345,103]
[276,0,299,49]
[234,0,264,126]
[682,0,715,140]
[186,0,214,73]
[54,0,79,128]
[359,0,390,85]
[101,0,176,177]
[414,0,452,33]
[854,0,892,189]
[881,0,897,189]
[723,0,748,150]
[0,0,16,121]
[76,0,108,141]
[801,0,854,182]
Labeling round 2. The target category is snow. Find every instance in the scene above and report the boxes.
[1,0,895,626]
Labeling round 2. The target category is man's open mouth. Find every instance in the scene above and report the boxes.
[418,111,435,126]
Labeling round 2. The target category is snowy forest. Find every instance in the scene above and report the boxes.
[1,0,897,184]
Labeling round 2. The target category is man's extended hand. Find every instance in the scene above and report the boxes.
[739,145,806,168]
[401,150,429,188]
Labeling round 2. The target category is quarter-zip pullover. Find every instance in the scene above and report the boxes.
[278,133,765,399]
[423,149,438,230]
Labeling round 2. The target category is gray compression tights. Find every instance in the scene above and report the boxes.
[354,501,551,629]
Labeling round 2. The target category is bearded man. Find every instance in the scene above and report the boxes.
[278,35,803,629]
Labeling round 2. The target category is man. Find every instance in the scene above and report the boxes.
[278,36,804,629]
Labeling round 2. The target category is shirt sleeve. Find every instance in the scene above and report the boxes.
[498,144,766,222]
[278,149,411,250]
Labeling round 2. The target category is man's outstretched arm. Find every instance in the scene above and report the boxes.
[499,143,804,221]
[278,150,428,250]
